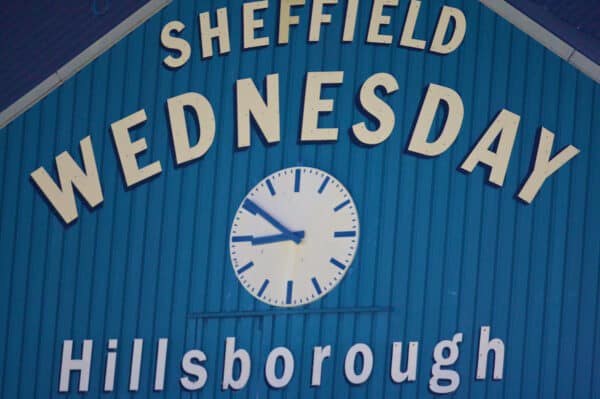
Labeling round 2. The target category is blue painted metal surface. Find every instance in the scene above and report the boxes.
[0,0,599,397]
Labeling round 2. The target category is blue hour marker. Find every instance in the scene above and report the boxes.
[237,261,254,274]
[334,231,356,238]
[257,279,269,297]
[286,280,293,304]
[266,179,276,196]
[232,235,253,242]
[330,257,346,270]
[334,199,351,212]
[294,169,301,192]
[318,176,330,194]
[311,277,322,295]
[242,200,257,214]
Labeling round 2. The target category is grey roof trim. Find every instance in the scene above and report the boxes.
[481,0,600,85]
[0,0,172,129]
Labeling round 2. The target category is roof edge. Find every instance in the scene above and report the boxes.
[480,0,600,85]
[0,0,172,129]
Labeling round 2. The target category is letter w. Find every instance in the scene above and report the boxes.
[31,136,103,224]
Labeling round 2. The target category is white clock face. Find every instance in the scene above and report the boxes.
[229,167,360,307]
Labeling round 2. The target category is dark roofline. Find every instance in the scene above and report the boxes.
[508,0,600,67]
[481,0,600,85]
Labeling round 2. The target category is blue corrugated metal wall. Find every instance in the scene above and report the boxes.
[0,0,598,398]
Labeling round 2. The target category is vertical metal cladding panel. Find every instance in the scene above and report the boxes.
[0,0,598,398]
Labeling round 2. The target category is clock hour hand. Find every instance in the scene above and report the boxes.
[251,231,305,245]
[242,199,303,244]
[232,231,305,245]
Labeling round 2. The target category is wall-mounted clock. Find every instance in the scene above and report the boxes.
[229,167,360,307]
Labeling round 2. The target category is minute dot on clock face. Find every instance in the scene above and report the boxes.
[229,167,360,307]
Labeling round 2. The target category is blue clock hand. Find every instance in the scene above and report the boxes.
[252,231,305,245]
[242,199,303,244]
[231,231,304,244]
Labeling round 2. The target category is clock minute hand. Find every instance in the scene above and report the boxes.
[242,199,303,244]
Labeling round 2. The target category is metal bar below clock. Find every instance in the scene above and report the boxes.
[188,306,392,319]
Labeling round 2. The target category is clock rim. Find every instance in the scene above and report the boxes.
[228,166,360,308]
